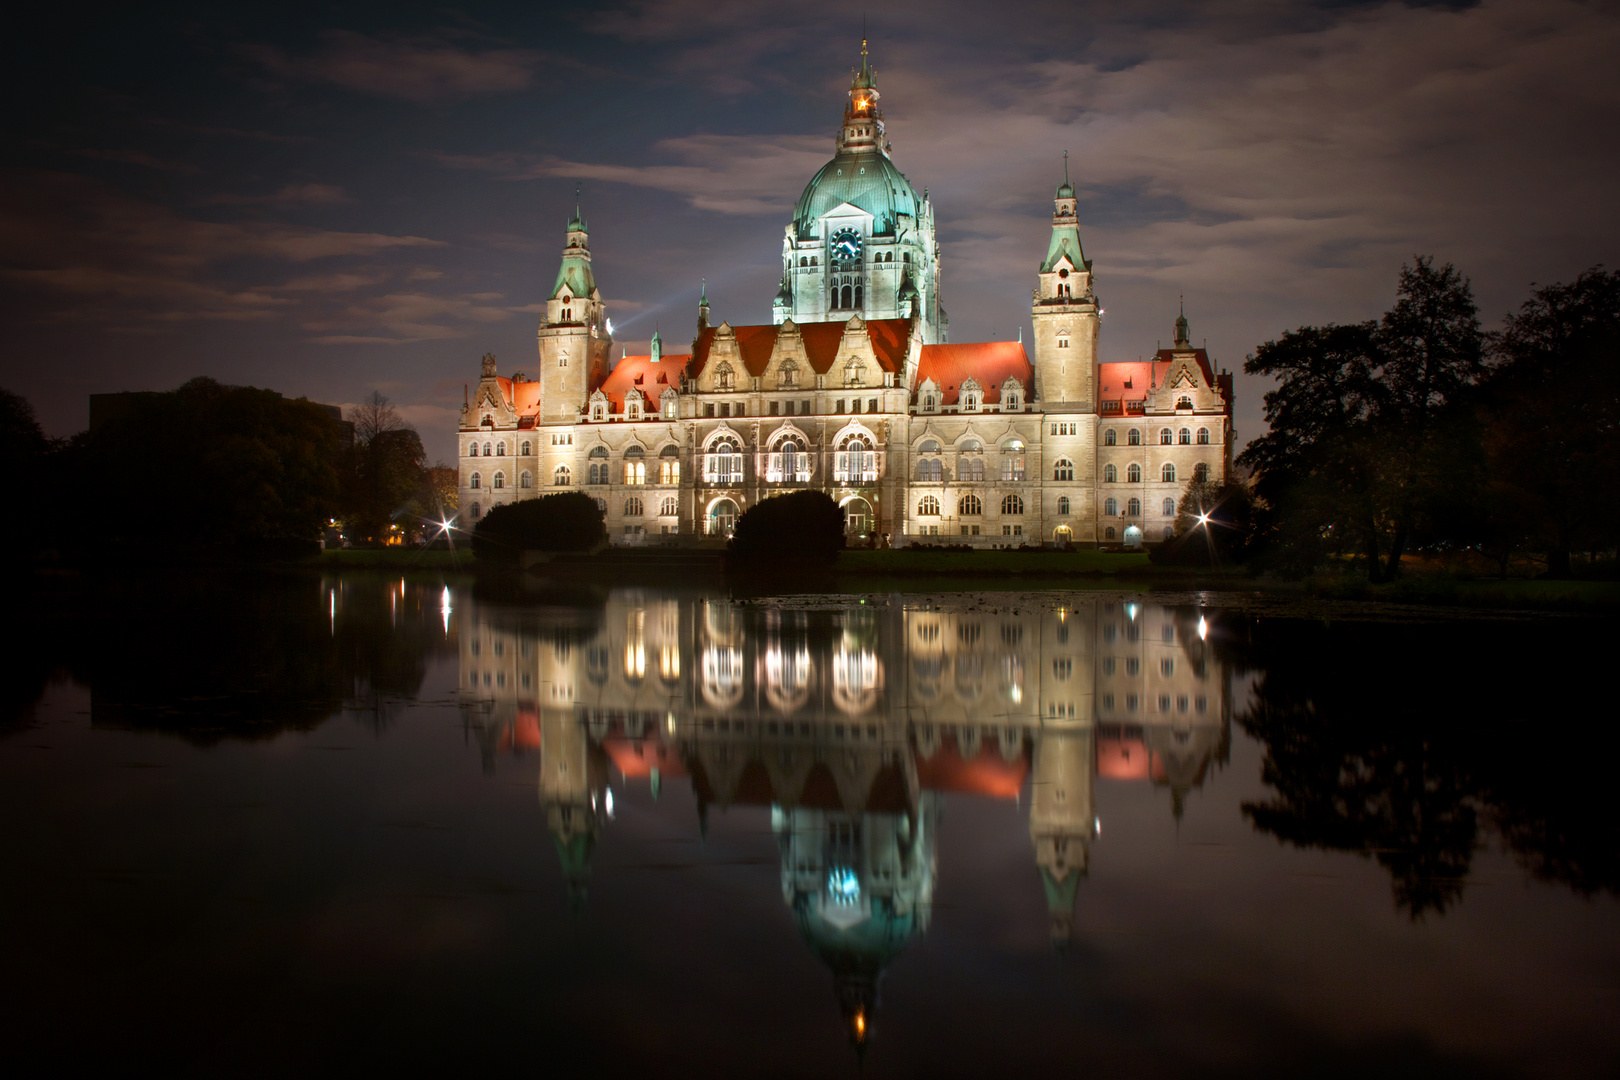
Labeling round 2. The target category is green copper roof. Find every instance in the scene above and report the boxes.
[1041,221,1088,274]
[853,39,875,90]
[794,151,920,238]
[1056,150,1075,199]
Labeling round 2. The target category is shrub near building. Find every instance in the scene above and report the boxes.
[470,492,605,565]
[730,491,846,567]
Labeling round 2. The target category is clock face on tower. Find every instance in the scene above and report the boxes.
[830,228,862,263]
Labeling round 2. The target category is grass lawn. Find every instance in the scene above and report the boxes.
[837,548,1159,576]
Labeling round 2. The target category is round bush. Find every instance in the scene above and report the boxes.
[471,492,604,564]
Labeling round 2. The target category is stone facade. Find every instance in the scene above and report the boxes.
[456,43,1234,548]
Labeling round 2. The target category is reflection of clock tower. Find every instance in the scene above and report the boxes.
[538,207,612,424]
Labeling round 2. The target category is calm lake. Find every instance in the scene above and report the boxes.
[3,572,1616,1077]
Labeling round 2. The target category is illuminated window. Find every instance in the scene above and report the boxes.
[554,465,570,486]
[959,494,982,516]
[660,496,677,516]
[918,495,940,516]
[917,458,943,481]
[1053,458,1074,481]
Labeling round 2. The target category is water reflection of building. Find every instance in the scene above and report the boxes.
[458,591,1228,1039]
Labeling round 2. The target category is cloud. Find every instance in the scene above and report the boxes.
[303,290,519,344]
[440,134,829,214]
[76,148,199,174]
[210,183,353,206]
[246,30,545,105]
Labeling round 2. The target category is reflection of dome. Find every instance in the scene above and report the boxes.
[793,151,921,239]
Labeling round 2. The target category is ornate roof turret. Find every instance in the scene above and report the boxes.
[551,206,597,301]
[1174,297,1191,348]
[1056,150,1075,199]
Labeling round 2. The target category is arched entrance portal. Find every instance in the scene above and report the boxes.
[1054,525,1073,545]
[1123,525,1144,549]
[842,497,872,542]
[708,499,739,537]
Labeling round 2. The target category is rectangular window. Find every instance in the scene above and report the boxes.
[769,401,779,416]
[972,525,980,536]
[960,525,969,536]
[868,397,878,413]
[704,404,715,418]
[720,403,730,418]
[837,399,846,414]
[803,399,812,415]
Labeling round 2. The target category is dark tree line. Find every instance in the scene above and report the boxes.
[1,380,448,556]
[1238,259,1620,578]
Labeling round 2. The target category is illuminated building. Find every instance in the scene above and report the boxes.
[455,41,1234,547]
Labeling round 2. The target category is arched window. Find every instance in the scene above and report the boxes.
[1104,497,1118,516]
[1126,497,1141,516]
[1001,494,1024,515]
[1103,464,1117,483]
[918,438,941,453]
[659,445,681,484]
[1127,429,1141,446]
[470,472,481,490]
[918,495,940,516]
[469,502,480,519]
[834,434,875,483]
[959,457,985,482]
[520,441,531,456]
[1179,428,1192,445]
[959,495,982,516]
[468,443,478,457]
[520,470,532,488]
[594,497,607,512]
[1104,526,1115,540]
[624,445,646,485]
[590,401,606,422]
[483,442,493,456]
[704,436,744,484]
[1163,498,1176,515]
[1127,463,1142,483]
[493,471,505,489]
[1162,463,1176,483]
[1053,458,1074,481]
[554,465,571,486]
[659,496,677,516]
[800,257,808,267]
[1057,496,1070,515]
[1198,427,1210,445]
[1160,428,1173,445]
[625,496,643,517]
[1194,462,1210,482]
[495,441,505,456]
[917,458,943,481]
[1104,429,1116,446]
[1178,396,1193,410]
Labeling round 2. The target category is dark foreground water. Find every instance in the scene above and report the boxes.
[3,572,1617,1077]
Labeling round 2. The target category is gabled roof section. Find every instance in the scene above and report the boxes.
[491,376,544,416]
[689,318,911,379]
[593,352,689,412]
[1151,346,1218,388]
[914,341,1032,405]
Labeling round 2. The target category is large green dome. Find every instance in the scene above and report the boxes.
[793,150,921,239]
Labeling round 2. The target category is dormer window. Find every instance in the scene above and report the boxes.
[845,360,866,388]
[1178,395,1193,410]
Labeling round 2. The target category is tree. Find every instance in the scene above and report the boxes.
[0,388,50,559]
[343,392,427,544]
[470,492,604,564]
[1151,475,1254,566]
[729,491,846,567]
[1239,258,1487,579]
[1483,267,1620,577]
[69,377,344,552]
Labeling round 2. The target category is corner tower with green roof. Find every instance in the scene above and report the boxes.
[776,39,946,343]
[1031,153,1100,412]
[537,208,613,424]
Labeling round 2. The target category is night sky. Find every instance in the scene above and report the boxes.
[5,0,1617,463]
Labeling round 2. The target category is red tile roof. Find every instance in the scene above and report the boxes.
[1096,361,1165,405]
[592,352,689,412]
[689,318,912,380]
[492,376,544,416]
[1153,346,1218,387]
[914,341,1033,405]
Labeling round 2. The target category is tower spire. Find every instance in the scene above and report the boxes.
[1174,296,1190,348]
